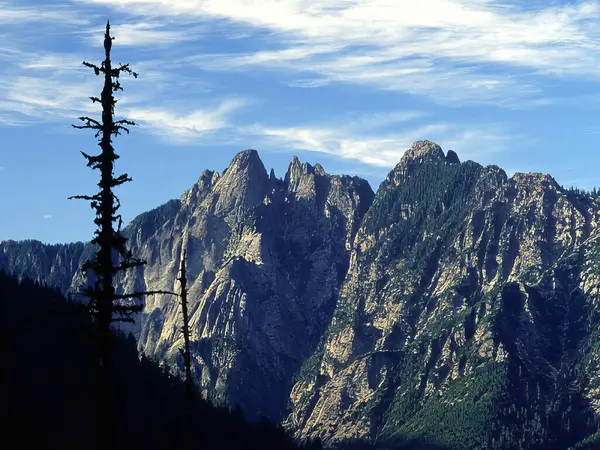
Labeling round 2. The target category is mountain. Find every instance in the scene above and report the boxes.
[0,148,374,423]
[3,141,600,448]
[287,141,600,449]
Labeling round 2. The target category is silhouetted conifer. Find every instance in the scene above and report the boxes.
[68,20,173,450]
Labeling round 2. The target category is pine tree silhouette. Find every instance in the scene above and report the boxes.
[69,20,173,450]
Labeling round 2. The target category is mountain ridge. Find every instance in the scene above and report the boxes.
[3,140,600,448]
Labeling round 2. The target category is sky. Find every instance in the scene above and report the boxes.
[3,0,600,244]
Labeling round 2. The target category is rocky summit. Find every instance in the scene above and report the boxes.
[4,140,600,449]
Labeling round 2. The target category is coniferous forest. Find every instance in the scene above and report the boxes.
[0,269,325,450]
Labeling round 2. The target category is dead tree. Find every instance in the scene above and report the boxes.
[177,250,193,395]
[69,20,172,450]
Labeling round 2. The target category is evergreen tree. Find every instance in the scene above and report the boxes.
[69,20,171,450]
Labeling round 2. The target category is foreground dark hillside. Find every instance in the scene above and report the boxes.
[0,269,321,450]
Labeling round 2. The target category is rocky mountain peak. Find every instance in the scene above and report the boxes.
[385,140,449,188]
[313,163,326,176]
[403,140,445,162]
[198,169,219,188]
[284,156,329,199]
[207,149,270,219]
[510,172,561,191]
[180,169,220,208]
[445,149,460,164]
[286,156,315,180]
[286,144,600,449]
[223,149,265,175]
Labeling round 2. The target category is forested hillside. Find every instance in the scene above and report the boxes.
[0,270,322,450]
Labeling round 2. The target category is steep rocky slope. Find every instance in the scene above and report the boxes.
[4,141,600,448]
[286,141,600,449]
[0,149,374,422]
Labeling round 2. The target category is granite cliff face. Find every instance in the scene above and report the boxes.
[0,149,374,423]
[4,141,600,448]
[286,141,600,448]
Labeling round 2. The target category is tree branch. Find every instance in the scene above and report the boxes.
[68,194,101,201]
[73,116,102,129]
[82,61,104,75]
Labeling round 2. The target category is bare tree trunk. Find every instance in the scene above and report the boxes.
[69,21,174,450]
[178,250,193,396]
[97,27,117,449]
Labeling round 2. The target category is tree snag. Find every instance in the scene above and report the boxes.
[69,20,172,450]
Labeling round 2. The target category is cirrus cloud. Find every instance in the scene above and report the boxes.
[72,0,600,106]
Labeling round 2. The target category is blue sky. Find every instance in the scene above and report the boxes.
[3,0,600,244]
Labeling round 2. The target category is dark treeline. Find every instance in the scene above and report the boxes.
[565,185,600,200]
[0,270,323,450]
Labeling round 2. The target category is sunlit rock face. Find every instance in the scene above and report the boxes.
[5,141,600,448]
[0,148,374,422]
[286,140,600,449]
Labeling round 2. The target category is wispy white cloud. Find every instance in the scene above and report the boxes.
[43,214,52,220]
[0,76,98,121]
[0,2,88,25]
[0,54,515,166]
[123,98,249,140]
[0,67,247,144]
[0,0,576,166]
[241,116,513,167]
[0,109,36,126]
[197,52,553,107]
[19,53,87,71]
[438,128,525,163]
[73,0,600,106]
[17,52,200,105]
[0,31,246,143]
[80,21,204,47]
[337,110,426,132]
